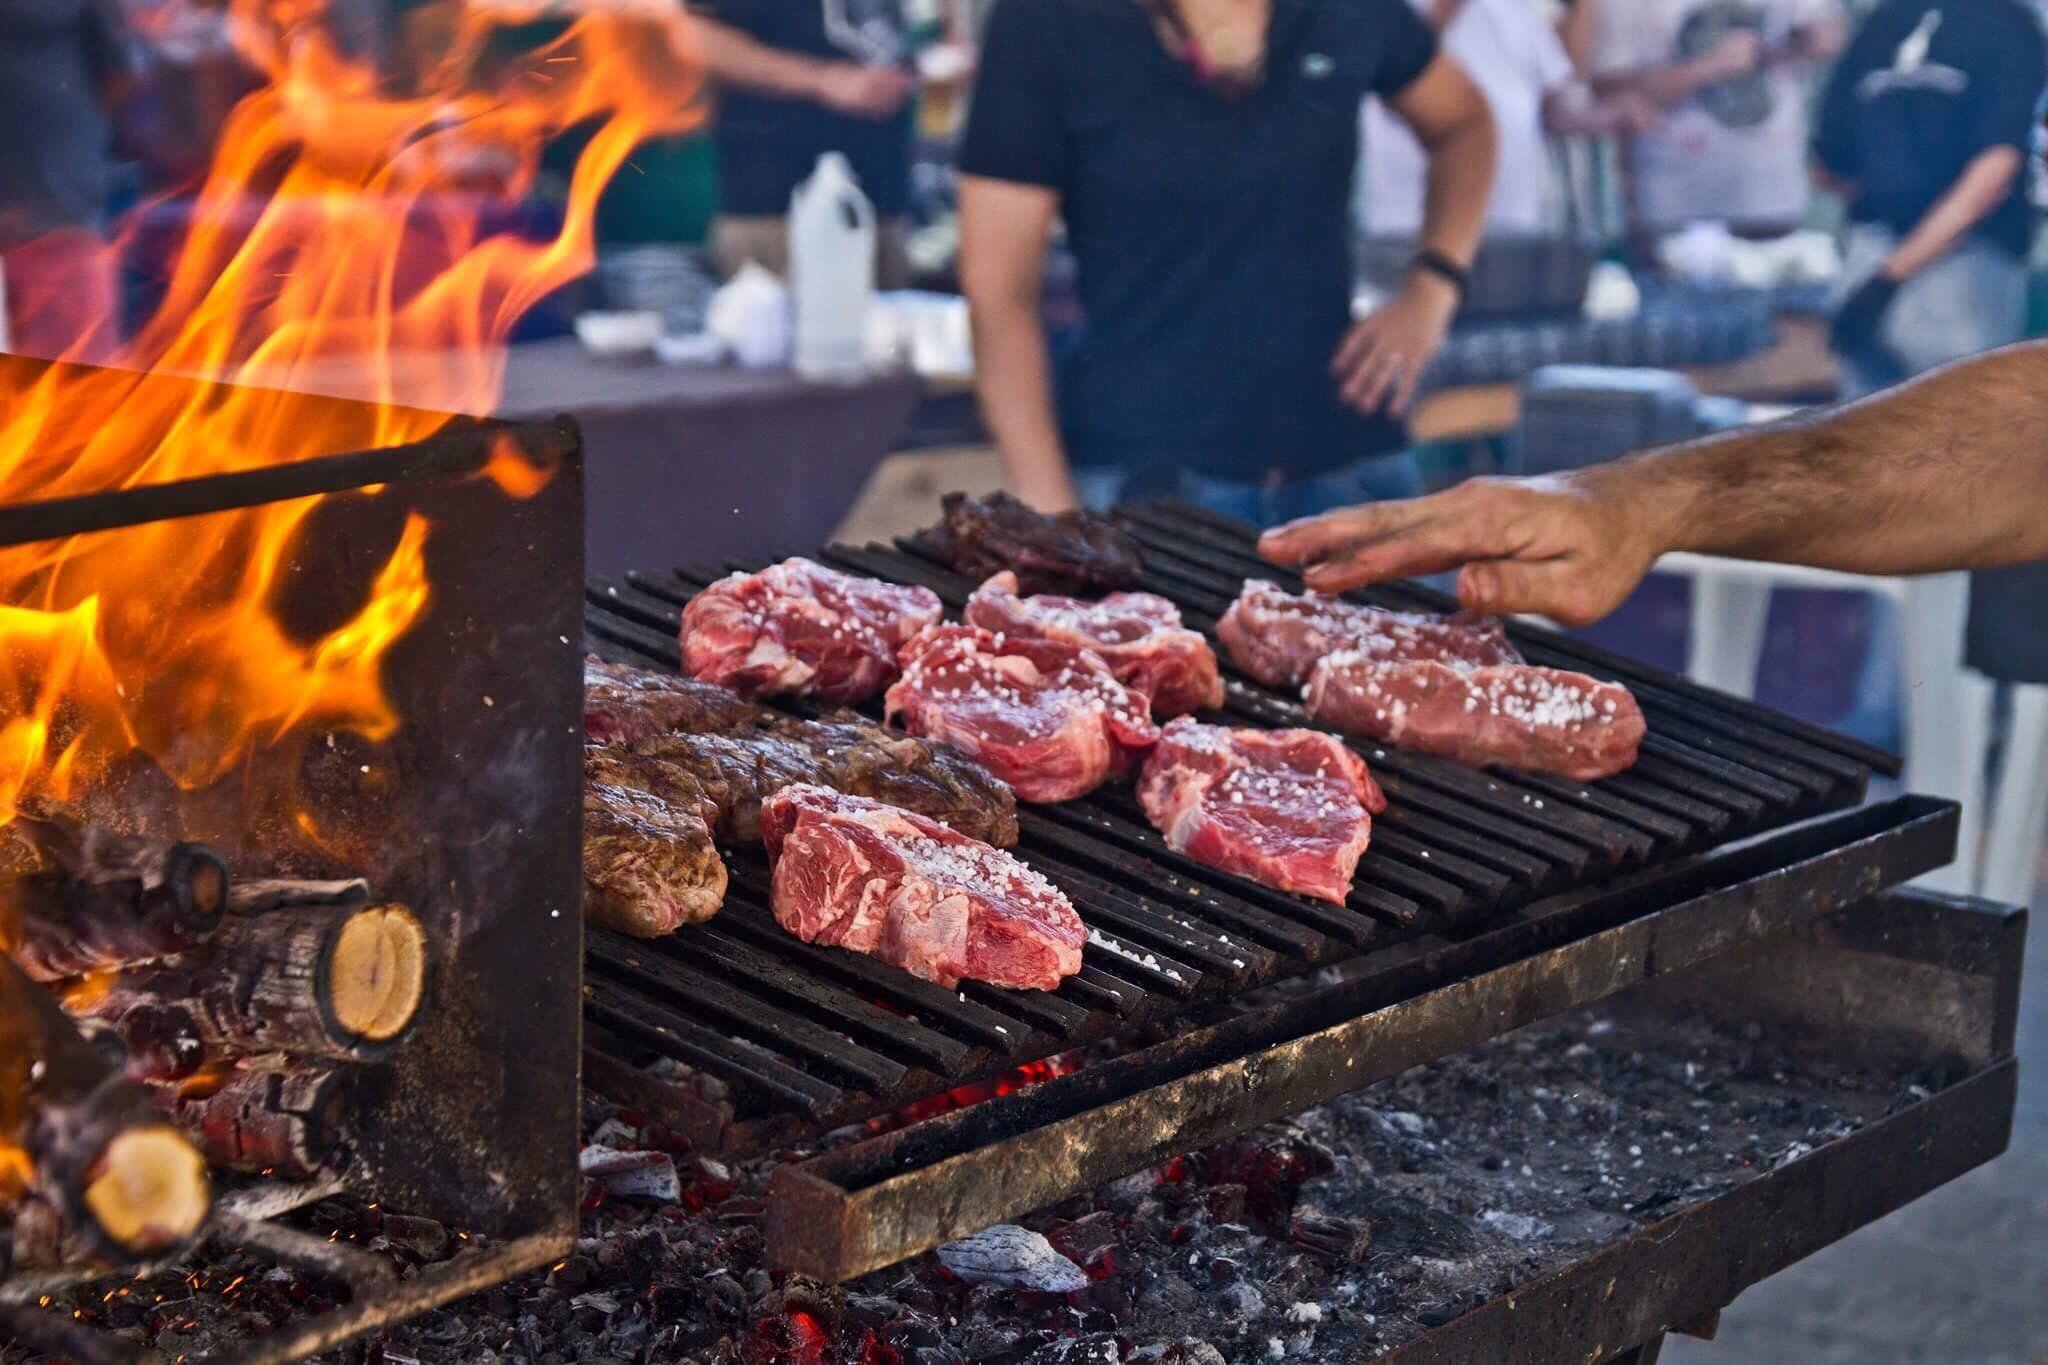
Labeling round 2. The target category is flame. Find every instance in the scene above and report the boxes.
[0,1,704,838]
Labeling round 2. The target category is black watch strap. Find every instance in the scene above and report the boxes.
[1411,249,1470,301]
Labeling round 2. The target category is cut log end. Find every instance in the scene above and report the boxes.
[80,1124,211,1257]
[328,905,426,1045]
[170,844,229,934]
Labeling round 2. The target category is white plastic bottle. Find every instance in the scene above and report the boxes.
[789,151,877,382]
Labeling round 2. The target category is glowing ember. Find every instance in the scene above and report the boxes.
[866,1054,1084,1136]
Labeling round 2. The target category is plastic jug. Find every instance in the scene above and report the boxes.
[790,151,877,381]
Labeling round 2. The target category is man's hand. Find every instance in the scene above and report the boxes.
[813,63,915,118]
[1257,472,1665,627]
[1333,274,1459,418]
[1694,29,1764,83]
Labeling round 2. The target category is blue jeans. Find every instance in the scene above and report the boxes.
[1075,453,1424,529]
[1834,228,2028,748]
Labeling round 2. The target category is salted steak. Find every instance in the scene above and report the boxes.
[584,656,763,743]
[760,785,1084,991]
[1138,719,1386,905]
[1217,580,1521,688]
[965,571,1224,718]
[886,625,1160,803]
[681,557,941,703]
[1306,655,1645,782]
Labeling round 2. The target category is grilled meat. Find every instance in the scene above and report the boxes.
[583,781,726,936]
[911,491,1144,597]
[585,656,763,742]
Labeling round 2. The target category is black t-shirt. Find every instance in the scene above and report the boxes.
[709,0,917,217]
[1814,0,2046,259]
[0,0,128,242]
[959,0,1438,484]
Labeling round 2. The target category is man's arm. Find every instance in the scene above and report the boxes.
[693,16,912,114]
[1589,29,1762,108]
[1260,342,2048,625]
[1872,147,2027,283]
[959,175,1078,512]
[1333,54,1497,417]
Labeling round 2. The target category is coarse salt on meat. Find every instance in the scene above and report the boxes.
[681,557,941,703]
[1217,579,1522,689]
[760,785,1084,991]
[885,624,1160,803]
[1306,654,1645,782]
[1137,719,1385,905]
[964,571,1225,718]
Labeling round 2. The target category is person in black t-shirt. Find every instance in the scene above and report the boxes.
[1810,0,2045,748]
[957,0,1497,521]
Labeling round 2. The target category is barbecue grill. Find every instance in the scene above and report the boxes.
[578,498,2000,1308]
[0,358,586,1364]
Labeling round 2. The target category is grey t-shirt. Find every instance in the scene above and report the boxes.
[0,0,126,243]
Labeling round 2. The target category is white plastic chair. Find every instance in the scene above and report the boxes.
[1657,555,2046,900]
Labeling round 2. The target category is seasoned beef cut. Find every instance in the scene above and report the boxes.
[964,571,1224,718]
[911,491,1144,597]
[760,785,1083,991]
[596,720,1020,848]
[780,714,1020,848]
[1138,719,1385,905]
[681,558,942,703]
[585,656,763,742]
[1218,580,1522,689]
[583,781,726,936]
[1306,655,1646,782]
[886,625,1160,803]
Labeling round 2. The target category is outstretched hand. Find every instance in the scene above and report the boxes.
[1256,474,1665,627]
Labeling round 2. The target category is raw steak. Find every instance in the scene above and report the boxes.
[965,571,1225,718]
[1138,719,1386,905]
[885,625,1160,803]
[585,656,763,742]
[681,558,942,703]
[910,490,1144,597]
[583,781,726,936]
[1306,654,1646,782]
[1218,580,1522,688]
[760,785,1084,991]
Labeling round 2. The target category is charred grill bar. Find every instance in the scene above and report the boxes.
[0,359,586,1364]
[576,499,2010,1317]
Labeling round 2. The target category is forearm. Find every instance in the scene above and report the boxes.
[1877,147,2025,280]
[1590,59,1721,109]
[694,16,827,99]
[972,302,1076,510]
[1415,110,1497,268]
[1607,342,2048,574]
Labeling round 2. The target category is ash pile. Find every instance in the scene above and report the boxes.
[8,999,1954,1364]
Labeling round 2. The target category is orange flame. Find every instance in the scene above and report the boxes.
[0,1,706,831]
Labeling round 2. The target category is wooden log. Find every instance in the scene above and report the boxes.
[151,1063,353,1179]
[0,954,211,1264]
[76,903,428,1064]
[2,818,229,982]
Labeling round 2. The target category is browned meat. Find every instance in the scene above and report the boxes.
[775,714,1022,848]
[911,491,1144,597]
[584,656,762,742]
[582,782,726,936]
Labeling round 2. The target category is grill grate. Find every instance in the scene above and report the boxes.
[581,499,1890,1146]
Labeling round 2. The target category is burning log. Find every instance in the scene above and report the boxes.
[1,817,229,983]
[151,1063,353,1179]
[0,953,212,1264]
[79,903,428,1065]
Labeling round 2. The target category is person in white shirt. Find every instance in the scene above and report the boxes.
[1362,0,1655,238]
[1586,0,1846,239]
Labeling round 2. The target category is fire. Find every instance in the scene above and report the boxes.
[866,1054,1085,1136]
[0,0,707,833]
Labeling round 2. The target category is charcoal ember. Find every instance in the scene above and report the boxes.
[741,1308,831,1365]
[1214,1132,1336,1226]
[580,1146,682,1202]
[1218,1281,1267,1321]
[1136,1271,1201,1318]
[844,1294,906,1332]
[376,1214,452,1262]
[1016,1334,1118,1363]
[1064,1276,1135,1330]
[1206,1257,1238,1286]
[1359,1191,1477,1258]
[880,1317,968,1364]
[550,1256,595,1292]
[1289,1214,1372,1263]
[936,1226,1088,1293]
[1201,1183,1248,1223]
[702,1270,749,1319]
[1044,1212,1121,1278]
[1126,1343,1227,1365]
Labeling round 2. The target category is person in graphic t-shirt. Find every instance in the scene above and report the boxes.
[1361,0,1656,239]
[708,1,961,290]
[1586,0,1846,240]
[1808,0,2047,747]
[957,0,1498,523]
